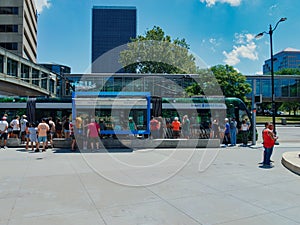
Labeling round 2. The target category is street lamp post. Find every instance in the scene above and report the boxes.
[255,17,287,134]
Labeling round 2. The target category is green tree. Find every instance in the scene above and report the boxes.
[275,68,300,75]
[279,102,300,115]
[119,26,197,74]
[186,65,251,102]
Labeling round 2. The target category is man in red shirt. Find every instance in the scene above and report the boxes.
[87,119,100,149]
[172,117,181,139]
[150,116,160,139]
[262,123,278,167]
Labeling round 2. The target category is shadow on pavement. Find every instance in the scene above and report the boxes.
[259,164,274,169]
[52,148,133,153]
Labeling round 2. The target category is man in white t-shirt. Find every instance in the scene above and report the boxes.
[10,116,20,138]
[0,117,9,149]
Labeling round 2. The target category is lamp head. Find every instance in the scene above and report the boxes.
[279,17,287,22]
[255,32,264,39]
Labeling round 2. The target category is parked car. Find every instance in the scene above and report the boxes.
[264,109,272,115]
[264,109,283,115]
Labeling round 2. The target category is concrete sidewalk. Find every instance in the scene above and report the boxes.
[0,141,300,225]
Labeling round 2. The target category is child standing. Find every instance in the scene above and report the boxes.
[28,123,38,151]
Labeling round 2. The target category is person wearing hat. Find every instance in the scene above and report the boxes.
[0,116,9,149]
[20,115,28,144]
[128,117,137,134]
[171,117,181,139]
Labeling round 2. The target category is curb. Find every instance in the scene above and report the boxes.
[281,152,300,176]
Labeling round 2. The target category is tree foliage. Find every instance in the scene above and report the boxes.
[186,65,252,102]
[279,102,300,115]
[275,68,300,75]
[119,26,197,74]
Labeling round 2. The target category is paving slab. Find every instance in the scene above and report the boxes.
[0,126,299,225]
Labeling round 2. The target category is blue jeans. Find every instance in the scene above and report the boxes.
[230,128,236,145]
[263,147,273,165]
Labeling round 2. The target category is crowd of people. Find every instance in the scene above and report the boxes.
[149,115,250,145]
[0,112,279,167]
[1,113,277,160]
[0,114,57,152]
[0,113,251,150]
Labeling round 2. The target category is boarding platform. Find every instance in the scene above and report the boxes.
[6,138,22,147]
[52,137,220,149]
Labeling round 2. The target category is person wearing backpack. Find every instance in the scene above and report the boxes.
[230,118,237,146]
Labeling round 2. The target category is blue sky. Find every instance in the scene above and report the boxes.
[35,0,300,75]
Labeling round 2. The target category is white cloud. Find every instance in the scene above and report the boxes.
[208,38,221,52]
[34,0,51,13]
[209,38,217,45]
[268,4,278,16]
[223,33,258,66]
[200,0,242,7]
[202,37,222,52]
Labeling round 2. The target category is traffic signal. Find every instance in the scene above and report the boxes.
[255,95,262,104]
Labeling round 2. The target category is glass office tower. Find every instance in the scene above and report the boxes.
[263,48,300,74]
[91,6,137,73]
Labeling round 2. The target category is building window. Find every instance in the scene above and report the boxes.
[49,79,55,94]
[281,79,289,97]
[32,68,39,86]
[41,72,48,90]
[0,55,3,73]
[0,42,18,50]
[21,64,30,83]
[0,7,18,15]
[0,25,18,32]
[7,58,18,77]
[289,79,297,97]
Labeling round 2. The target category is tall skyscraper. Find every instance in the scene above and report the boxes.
[0,0,37,63]
[263,48,300,74]
[92,6,137,73]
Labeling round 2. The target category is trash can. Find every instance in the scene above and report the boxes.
[281,118,287,125]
